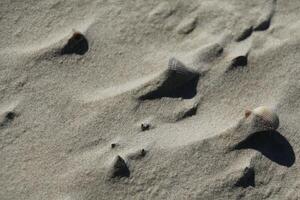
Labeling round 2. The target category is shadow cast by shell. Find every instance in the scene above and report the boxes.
[234,130,295,167]
[139,58,200,100]
[60,32,89,55]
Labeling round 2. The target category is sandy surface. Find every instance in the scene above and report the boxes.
[1,0,300,199]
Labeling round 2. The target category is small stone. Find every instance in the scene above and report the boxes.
[141,123,150,131]
[140,149,146,157]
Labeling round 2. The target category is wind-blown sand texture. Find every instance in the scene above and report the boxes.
[1,0,300,199]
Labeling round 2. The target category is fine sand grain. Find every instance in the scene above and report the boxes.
[1,0,300,199]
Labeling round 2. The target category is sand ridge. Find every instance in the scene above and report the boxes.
[1,0,300,199]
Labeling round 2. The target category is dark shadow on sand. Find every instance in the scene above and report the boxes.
[139,76,199,100]
[234,130,295,167]
[61,32,89,55]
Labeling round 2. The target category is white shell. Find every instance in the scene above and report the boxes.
[252,106,279,130]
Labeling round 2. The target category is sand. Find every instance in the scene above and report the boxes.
[0,0,300,199]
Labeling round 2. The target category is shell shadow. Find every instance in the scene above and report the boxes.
[61,32,89,55]
[140,76,199,100]
[234,130,295,167]
[138,58,200,100]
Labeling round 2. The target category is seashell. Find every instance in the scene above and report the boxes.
[245,106,279,130]
[168,57,198,76]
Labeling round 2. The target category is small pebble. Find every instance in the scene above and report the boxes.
[141,123,150,131]
[140,149,146,157]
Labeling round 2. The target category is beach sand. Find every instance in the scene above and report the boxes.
[1,0,300,199]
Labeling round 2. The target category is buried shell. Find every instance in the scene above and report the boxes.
[245,106,279,130]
